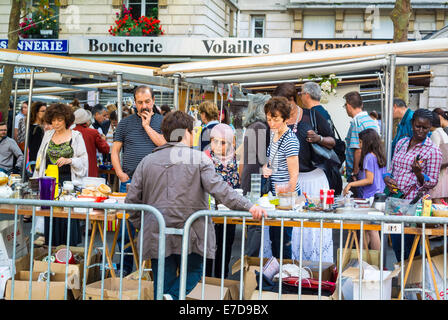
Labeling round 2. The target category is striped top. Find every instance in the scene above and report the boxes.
[345,111,380,176]
[113,113,163,177]
[267,128,300,194]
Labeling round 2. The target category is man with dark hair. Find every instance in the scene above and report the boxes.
[160,105,171,116]
[343,92,380,195]
[0,122,23,174]
[391,98,414,156]
[126,110,266,300]
[111,84,166,276]
[91,104,108,135]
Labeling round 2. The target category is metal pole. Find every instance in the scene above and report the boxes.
[22,67,35,182]
[214,84,218,106]
[11,79,18,139]
[386,55,396,170]
[173,74,180,110]
[116,73,123,123]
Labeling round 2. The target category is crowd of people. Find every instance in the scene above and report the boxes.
[0,82,448,300]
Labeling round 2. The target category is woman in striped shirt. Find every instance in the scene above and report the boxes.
[262,96,300,259]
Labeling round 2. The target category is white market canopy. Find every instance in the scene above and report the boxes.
[157,38,448,83]
[0,49,172,87]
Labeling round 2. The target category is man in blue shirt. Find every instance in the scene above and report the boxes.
[343,91,380,188]
[391,98,414,156]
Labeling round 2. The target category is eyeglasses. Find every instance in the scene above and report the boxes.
[342,103,347,109]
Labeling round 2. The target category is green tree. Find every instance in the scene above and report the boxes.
[390,0,412,105]
[0,0,25,123]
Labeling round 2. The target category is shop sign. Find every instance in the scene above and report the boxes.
[68,36,291,56]
[292,39,392,52]
[0,39,68,53]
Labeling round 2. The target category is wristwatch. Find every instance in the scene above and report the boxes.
[319,135,323,143]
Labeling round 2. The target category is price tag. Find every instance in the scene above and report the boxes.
[384,223,402,234]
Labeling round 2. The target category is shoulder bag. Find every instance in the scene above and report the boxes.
[309,109,341,168]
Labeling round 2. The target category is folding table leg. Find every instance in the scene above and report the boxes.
[398,235,421,300]
[86,221,98,268]
[97,221,117,278]
[425,239,440,300]
[126,220,139,272]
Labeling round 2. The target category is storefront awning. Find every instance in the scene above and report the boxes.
[157,38,448,84]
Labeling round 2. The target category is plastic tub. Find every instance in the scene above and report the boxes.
[385,197,417,216]
[82,177,106,188]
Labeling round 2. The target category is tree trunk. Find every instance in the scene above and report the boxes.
[390,0,412,105]
[0,0,24,124]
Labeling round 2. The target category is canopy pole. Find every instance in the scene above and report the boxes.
[173,74,180,110]
[219,84,224,123]
[385,55,396,170]
[21,67,35,182]
[378,71,386,138]
[11,79,18,139]
[214,84,218,106]
[185,85,190,113]
[116,73,123,124]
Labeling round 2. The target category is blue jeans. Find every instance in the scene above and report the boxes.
[391,234,420,262]
[151,253,203,300]
[119,178,131,193]
[270,226,292,260]
[117,178,134,274]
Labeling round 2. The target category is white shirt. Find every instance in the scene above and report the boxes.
[14,113,25,129]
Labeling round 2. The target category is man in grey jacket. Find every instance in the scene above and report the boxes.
[126,111,266,300]
[0,122,23,174]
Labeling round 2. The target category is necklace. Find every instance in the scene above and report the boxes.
[292,106,301,133]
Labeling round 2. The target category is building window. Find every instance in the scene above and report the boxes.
[126,0,158,18]
[303,15,335,38]
[372,15,393,39]
[251,15,265,38]
[229,9,235,37]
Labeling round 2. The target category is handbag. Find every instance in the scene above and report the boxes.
[310,110,341,167]
[329,117,346,167]
[261,133,287,195]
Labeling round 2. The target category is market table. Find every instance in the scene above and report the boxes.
[212,216,444,300]
[0,204,138,279]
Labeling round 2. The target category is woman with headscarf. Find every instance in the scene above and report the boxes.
[384,108,442,261]
[204,123,239,278]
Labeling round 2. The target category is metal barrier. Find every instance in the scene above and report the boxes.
[179,209,448,301]
[0,198,167,300]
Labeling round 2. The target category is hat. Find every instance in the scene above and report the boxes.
[74,108,91,125]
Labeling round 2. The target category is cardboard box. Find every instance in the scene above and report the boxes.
[231,256,336,300]
[337,248,380,271]
[33,245,102,290]
[341,267,400,300]
[398,246,447,299]
[187,277,241,300]
[4,270,75,300]
[85,278,154,300]
[0,220,28,269]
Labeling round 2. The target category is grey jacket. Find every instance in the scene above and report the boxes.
[125,142,254,260]
[0,137,23,172]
